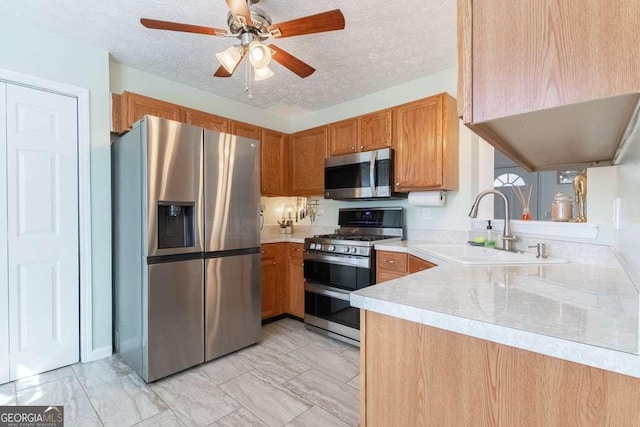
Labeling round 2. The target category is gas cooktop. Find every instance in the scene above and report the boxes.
[311,234,400,242]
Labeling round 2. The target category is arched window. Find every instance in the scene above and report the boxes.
[494,173,526,188]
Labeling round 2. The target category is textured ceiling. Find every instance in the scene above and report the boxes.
[2,0,457,114]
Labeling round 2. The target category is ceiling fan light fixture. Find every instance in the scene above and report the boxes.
[248,40,272,68]
[215,45,243,74]
[253,65,274,81]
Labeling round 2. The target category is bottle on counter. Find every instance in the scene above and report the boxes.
[484,220,496,248]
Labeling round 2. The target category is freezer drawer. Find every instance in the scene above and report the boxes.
[147,259,204,382]
[205,252,261,361]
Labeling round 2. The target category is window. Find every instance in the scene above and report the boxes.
[494,173,526,188]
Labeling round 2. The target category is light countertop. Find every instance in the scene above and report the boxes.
[353,241,640,378]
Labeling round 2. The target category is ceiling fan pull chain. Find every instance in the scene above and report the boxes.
[244,58,253,99]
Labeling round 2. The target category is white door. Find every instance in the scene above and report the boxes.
[0,83,9,384]
[6,83,79,380]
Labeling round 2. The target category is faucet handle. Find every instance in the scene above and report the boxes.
[528,243,547,259]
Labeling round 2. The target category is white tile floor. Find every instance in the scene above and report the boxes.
[0,319,360,426]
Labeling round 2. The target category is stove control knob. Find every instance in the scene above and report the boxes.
[328,245,336,251]
[350,247,358,254]
[309,243,317,250]
[343,247,350,253]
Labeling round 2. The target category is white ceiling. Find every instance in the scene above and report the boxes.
[2,0,457,114]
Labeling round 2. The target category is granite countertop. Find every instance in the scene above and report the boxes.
[352,241,640,378]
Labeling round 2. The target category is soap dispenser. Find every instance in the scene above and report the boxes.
[484,220,496,248]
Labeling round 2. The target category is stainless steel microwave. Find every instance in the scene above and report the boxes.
[324,148,406,200]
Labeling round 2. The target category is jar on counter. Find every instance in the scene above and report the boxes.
[551,192,573,221]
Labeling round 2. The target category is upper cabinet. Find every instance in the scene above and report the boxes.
[329,118,359,155]
[261,129,289,196]
[360,109,393,152]
[328,110,393,156]
[458,0,640,171]
[230,121,261,140]
[118,92,182,132]
[290,126,328,196]
[182,108,229,132]
[394,94,459,191]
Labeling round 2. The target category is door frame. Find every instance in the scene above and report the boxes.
[0,68,94,363]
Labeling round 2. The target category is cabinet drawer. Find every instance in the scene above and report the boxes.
[260,244,281,260]
[376,251,408,273]
[376,270,407,284]
[288,243,304,259]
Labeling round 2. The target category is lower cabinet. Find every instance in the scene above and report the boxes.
[261,242,305,320]
[260,243,285,319]
[286,243,305,318]
[376,251,436,283]
[361,310,640,426]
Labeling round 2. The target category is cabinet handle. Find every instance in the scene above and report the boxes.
[384,259,397,264]
[351,146,355,151]
[273,261,276,265]
[261,250,266,254]
[360,145,364,149]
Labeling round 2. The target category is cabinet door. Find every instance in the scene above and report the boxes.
[329,118,359,155]
[465,0,640,123]
[394,95,459,191]
[290,126,328,196]
[286,244,305,318]
[360,109,393,151]
[261,256,278,319]
[408,255,436,273]
[183,108,229,132]
[261,129,288,196]
[122,92,182,130]
[231,121,261,140]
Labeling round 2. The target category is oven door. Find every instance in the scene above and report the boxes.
[324,148,393,199]
[303,252,373,291]
[304,282,360,342]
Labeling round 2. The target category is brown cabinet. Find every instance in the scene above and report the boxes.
[118,91,182,132]
[261,129,289,196]
[328,110,393,156]
[230,121,261,140]
[361,310,640,426]
[376,250,435,283]
[260,243,285,320]
[286,243,305,318]
[408,255,436,273]
[290,126,328,196]
[458,0,640,171]
[394,94,459,191]
[329,118,359,155]
[182,108,229,132]
[360,109,393,152]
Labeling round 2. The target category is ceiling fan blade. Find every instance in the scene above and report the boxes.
[226,0,253,26]
[213,66,233,77]
[267,9,345,38]
[141,18,227,36]
[268,44,315,78]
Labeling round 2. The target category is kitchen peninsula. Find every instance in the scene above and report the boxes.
[352,243,640,426]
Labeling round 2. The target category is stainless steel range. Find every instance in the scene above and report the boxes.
[303,207,404,346]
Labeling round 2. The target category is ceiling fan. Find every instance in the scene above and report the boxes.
[140,0,345,81]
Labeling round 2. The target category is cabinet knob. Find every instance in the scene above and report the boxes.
[260,250,266,254]
[351,146,355,151]
[360,145,364,149]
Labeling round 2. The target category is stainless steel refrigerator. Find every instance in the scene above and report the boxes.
[112,116,261,382]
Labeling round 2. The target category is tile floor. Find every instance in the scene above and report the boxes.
[0,318,360,426]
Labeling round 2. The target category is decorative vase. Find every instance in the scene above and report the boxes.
[520,207,532,220]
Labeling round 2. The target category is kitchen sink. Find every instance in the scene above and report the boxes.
[412,244,568,265]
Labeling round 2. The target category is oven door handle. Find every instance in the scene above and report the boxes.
[369,149,377,197]
[305,282,351,302]
[303,252,370,268]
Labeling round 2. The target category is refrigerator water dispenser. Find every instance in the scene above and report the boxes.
[157,202,195,249]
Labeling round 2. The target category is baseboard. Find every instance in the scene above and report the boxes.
[89,346,113,362]
[262,313,304,325]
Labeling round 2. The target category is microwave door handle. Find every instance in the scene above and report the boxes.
[369,150,377,197]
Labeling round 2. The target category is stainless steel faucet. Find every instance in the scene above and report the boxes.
[469,189,518,251]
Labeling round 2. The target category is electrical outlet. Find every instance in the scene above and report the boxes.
[316,208,325,219]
